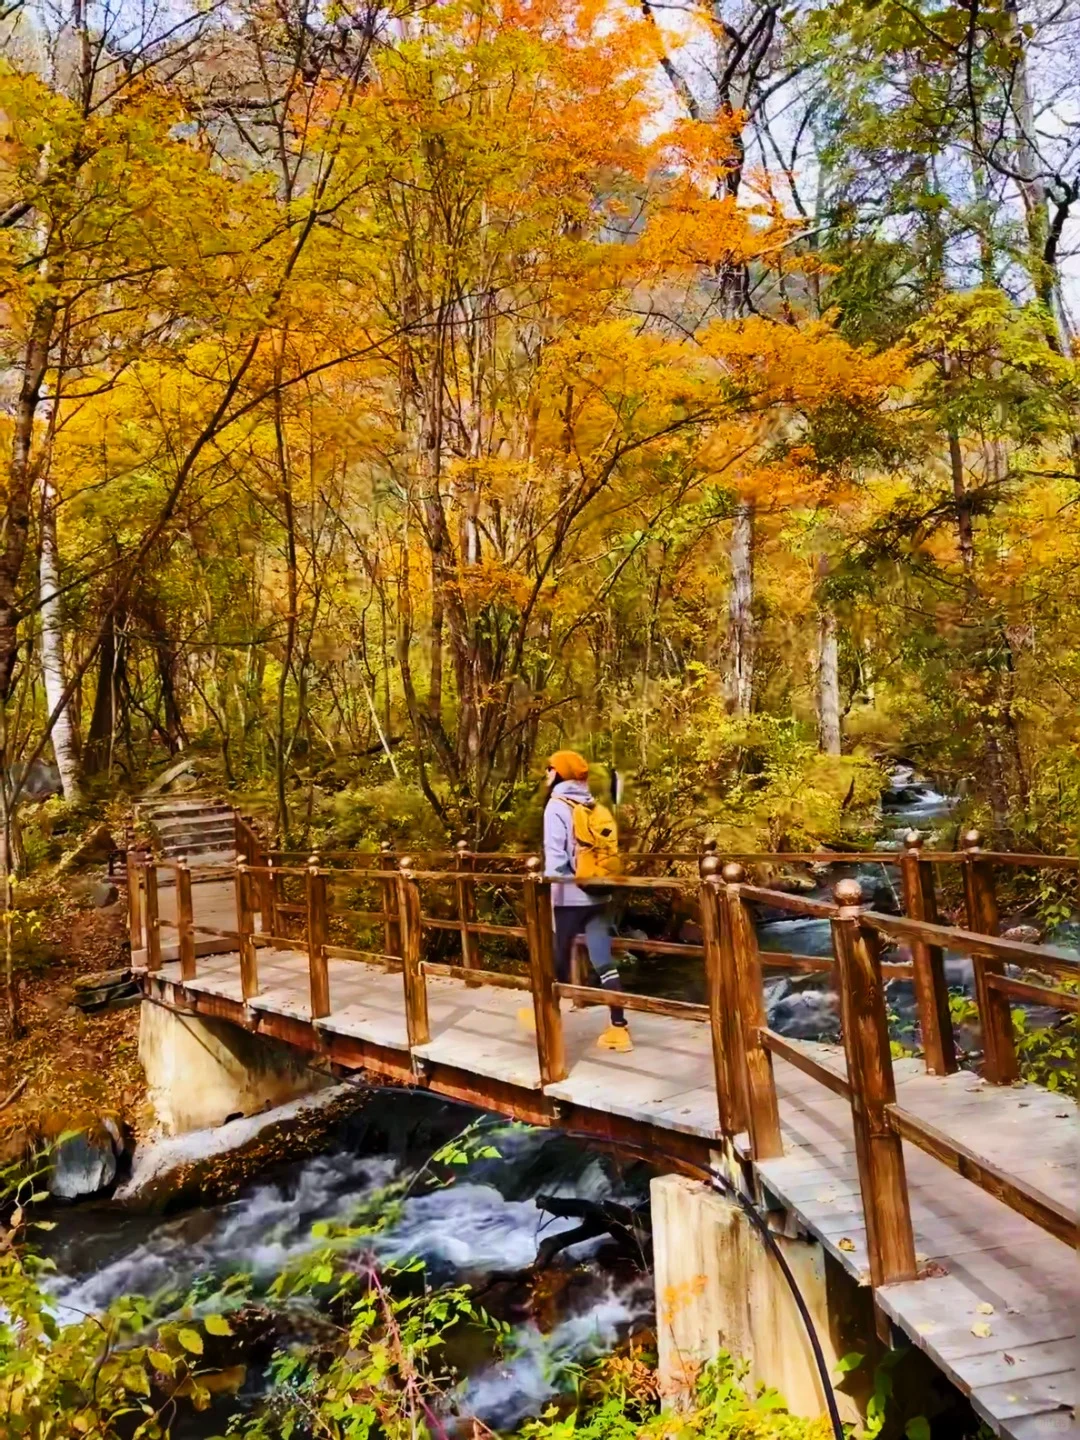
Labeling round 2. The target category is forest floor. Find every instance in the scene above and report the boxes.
[0,890,148,1164]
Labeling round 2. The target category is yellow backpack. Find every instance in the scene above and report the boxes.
[561,798,622,882]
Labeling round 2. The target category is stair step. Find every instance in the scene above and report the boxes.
[148,805,233,824]
[154,815,235,836]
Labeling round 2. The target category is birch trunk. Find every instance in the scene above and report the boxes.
[724,500,755,716]
[39,479,81,799]
[817,606,841,755]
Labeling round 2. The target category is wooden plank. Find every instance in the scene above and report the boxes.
[737,885,838,919]
[556,982,708,1022]
[397,867,430,1046]
[760,1029,852,1101]
[887,1103,1078,1247]
[988,974,1080,1013]
[424,961,531,991]
[127,850,143,950]
[701,870,748,1136]
[325,943,401,968]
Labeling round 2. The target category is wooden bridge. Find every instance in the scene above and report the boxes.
[127,820,1078,1439]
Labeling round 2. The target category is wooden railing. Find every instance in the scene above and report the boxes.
[129,827,1079,1291]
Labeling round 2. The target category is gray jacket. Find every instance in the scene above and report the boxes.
[544,779,600,907]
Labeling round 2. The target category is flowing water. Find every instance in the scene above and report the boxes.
[44,1094,655,1435]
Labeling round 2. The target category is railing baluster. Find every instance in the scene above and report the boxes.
[306,855,330,1019]
[381,841,402,959]
[699,856,748,1136]
[177,857,196,981]
[455,840,480,984]
[723,864,783,1160]
[258,852,275,939]
[831,878,917,1288]
[899,831,956,1075]
[145,859,161,972]
[961,830,1018,1083]
[397,857,430,1046]
[236,861,259,999]
[524,857,566,1084]
[126,836,143,952]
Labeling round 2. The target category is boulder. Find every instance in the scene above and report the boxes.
[144,756,197,795]
[70,968,138,1012]
[61,822,117,869]
[1002,924,1042,945]
[50,1123,122,1200]
[69,876,120,908]
[8,759,62,802]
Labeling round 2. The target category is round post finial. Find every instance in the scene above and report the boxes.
[699,853,720,878]
[721,861,746,885]
[380,840,394,854]
[525,855,542,874]
[904,829,923,851]
[399,855,414,872]
[961,829,983,852]
[456,839,470,854]
[834,877,863,907]
[703,839,718,854]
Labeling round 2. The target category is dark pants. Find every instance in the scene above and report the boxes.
[553,904,626,1026]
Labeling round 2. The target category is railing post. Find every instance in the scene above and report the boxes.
[397,857,430,1046]
[722,862,783,1160]
[961,829,1018,1083]
[235,861,259,1000]
[176,857,196,981]
[257,854,275,938]
[126,840,143,952]
[699,856,748,1137]
[145,859,161,972]
[381,841,402,959]
[455,839,480,982]
[831,878,917,1288]
[306,855,330,1020]
[524,858,566,1084]
[899,831,956,1075]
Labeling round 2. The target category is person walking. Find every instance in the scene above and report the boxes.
[524,749,632,1052]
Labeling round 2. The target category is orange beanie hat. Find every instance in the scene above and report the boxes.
[548,750,590,782]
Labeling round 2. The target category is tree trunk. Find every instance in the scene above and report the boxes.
[724,500,755,716]
[39,479,81,799]
[817,606,842,755]
[84,610,119,775]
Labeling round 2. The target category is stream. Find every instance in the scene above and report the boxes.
[44,1094,656,1435]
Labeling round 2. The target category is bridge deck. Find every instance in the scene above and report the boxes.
[145,942,1079,1440]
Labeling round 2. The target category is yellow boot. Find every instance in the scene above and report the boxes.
[516,1006,536,1034]
[597,1024,633,1053]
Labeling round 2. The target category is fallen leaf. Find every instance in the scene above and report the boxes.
[838,1237,856,1252]
[971,1322,993,1339]
[976,1302,995,1315]
[916,1321,937,1335]
[1004,1354,1016,1366]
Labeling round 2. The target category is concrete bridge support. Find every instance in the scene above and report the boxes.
[139,998,330,1135]
[652,1174,864,1424]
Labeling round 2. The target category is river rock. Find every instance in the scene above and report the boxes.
[116,1084,366,1210]
[767,985,839,1040]
[1002,924,1041,945]
[50,1121,123,1200]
